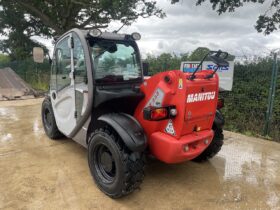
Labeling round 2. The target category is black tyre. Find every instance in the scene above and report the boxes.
[88,128,145,198]
[192,127,224,162]
[41,97,64,140]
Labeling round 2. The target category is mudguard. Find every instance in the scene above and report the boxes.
[214,109,225,129]
[98,113,147,152]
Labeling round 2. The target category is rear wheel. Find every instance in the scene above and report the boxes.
[41,97,64,140]
[88,128,145,198]
[192,127,224,162]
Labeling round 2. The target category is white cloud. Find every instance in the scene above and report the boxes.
[32,0,280,58]
[118,0,280,57]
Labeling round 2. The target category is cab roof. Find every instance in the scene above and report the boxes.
[54,28,139,43]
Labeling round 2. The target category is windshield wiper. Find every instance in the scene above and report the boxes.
[189,53,209,80]
[96,74,124,82]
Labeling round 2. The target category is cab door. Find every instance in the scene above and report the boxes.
[50,34,76,136]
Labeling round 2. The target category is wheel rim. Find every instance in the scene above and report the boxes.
[43,108,52,130]
[94,143,116,183]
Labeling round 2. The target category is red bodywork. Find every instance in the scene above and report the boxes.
[134,70,219,163]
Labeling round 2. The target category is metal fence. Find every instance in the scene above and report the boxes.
[0,58,51,91]
[220,58,279,141]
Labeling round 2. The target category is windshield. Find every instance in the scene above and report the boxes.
[90,40,142,84]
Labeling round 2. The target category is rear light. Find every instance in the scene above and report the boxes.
[143,106,176,121]
[217,98,224,109]
[151,108,168,120]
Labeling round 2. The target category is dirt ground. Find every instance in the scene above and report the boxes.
[1,99,280,210]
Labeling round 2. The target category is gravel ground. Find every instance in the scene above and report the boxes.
[0,99,280,210]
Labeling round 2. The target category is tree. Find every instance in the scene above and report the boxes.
[188,47,235,61]
[180,53,189,61]
[0,54,10,65]
[0,1,50,60]
[188,47,210,61]
[145,47,235,75]
[145,53,182,74]
[0,31,48,60]
[0,0,165,59]
[171,0,280,35]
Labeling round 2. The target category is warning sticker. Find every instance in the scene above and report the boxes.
[165,120,176,136]
[145,88,164,107]
[178,78,183,89]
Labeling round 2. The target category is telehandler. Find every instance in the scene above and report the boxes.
[37,28,226,198]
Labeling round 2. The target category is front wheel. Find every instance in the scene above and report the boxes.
[41,97,64,140]
[88,128,145,198]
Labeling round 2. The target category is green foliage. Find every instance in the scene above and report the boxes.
[145,47,234,74]
[220,58,280,140]
[0,32,48,61]
[0,0,164,60]
[102,56,117,72]
[171,0,280,34]
[188,47,210,61]
[0,1,50,60]
[194,0,280,35]
[183,47,235,61]
[145,53,183,75]
[0,54,10,64]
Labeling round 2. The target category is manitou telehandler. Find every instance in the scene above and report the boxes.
[36,28,226,198]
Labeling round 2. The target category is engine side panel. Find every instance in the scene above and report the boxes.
[134,70,219,162]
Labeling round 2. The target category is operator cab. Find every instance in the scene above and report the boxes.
[45,28,144,139]
[88,31,143,85]
[86,30,145,113]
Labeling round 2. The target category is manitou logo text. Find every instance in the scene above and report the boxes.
[187,92,216,103]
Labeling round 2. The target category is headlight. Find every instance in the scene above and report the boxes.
[131,32,141,40]
[89,29,102,37]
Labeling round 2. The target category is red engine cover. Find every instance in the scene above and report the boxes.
[134,70,219,163]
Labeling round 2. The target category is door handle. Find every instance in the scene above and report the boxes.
[52,92,56,100]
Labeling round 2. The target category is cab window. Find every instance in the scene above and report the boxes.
[90,41,142,83]
[54,37,71,91]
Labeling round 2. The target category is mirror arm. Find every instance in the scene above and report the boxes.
[189,52,210,80]
[189,50,229,80]
[205,65,220,79]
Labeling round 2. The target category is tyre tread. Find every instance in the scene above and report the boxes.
[42,97,64,140]
[88,128,145,198]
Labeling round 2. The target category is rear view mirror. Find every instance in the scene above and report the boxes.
[209,51,229,67]
[142,62,149,76]
[33,47,44,63]
[189,49,230,80]
[108,44,117,53]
